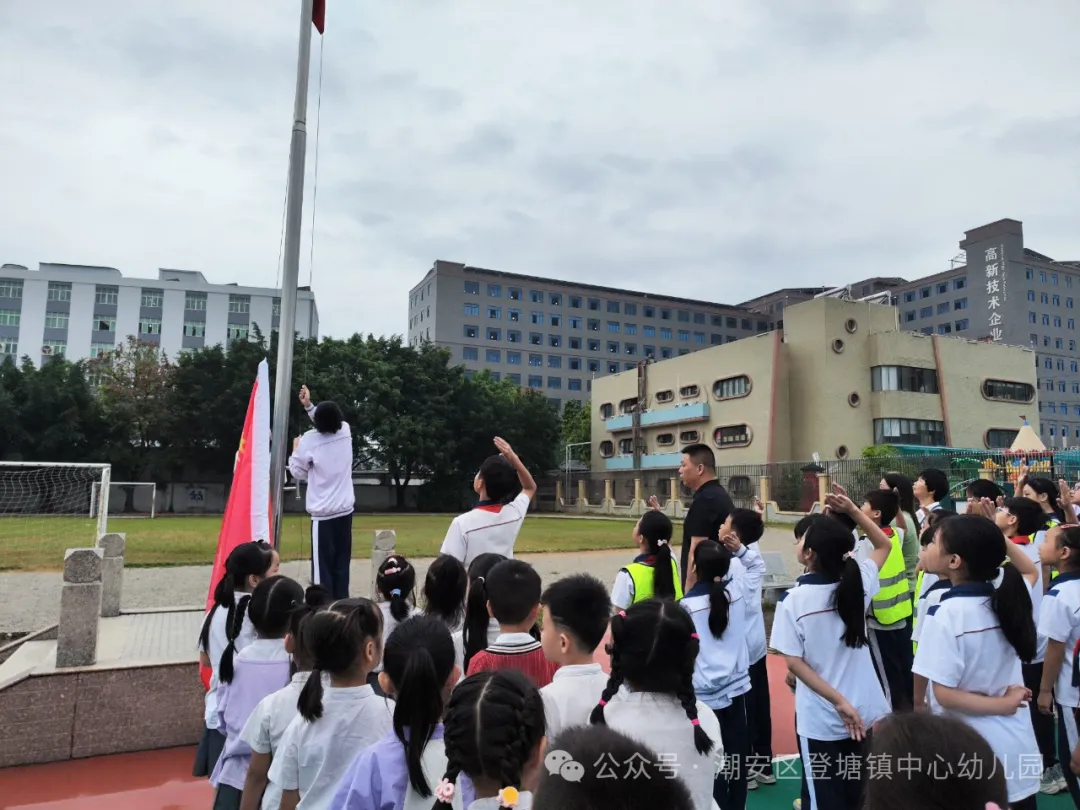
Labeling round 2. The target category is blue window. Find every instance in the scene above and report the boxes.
[570,317,582,329]
[530,290,544,303]
[507,308,521,322]
[507,373,521,385]
[607,321,620,333]
[549,293,562,306]
[660,309,672,320]
[644,345,656,358]
[569,337,582,350]
[464,324,479,338]
[937,302,949,315]
[694,332,706,344]
[508,287,522,301]
[1053,273,1059,285]
[1055,316,1063,328]
[677,330,690,342]
[1054,295,1061,306]
[1028,290,1035,302]
[529,354,542,367]
[1068,298,1075,309]
[937,283,948,294]
[507,352,521,365]
[920,306,933,318]
[955,319,969,331]
[464,281,480,295]
[905,311,916,323]
[625,323,637,335]
[530,311,543,325]
[1040,271,1047,282]
[607,341,619,354]
[507,330,521,343]
[486,349,501,363]
[588,339,600,352]
[488,284,501,298]
[568,378,582,391]
[677,310,690,322]
[904,291,915,303]
[1042,314,1050,326]
[920,287,931,299]
[528,375,542,388]
[486,327,501,341]
[954,298,967,310]
[1025,268,1034,279]
[661,348,673,359]
[549,334,561,348]
[693,312,706,324]
[607,301,620,313]
[643,325,656,337]
[608,362,619,373]
[569,296,581,308]
[624,344,637,356]
[921,326,933,335]
[487,306,501,319]
[1041,293,1049,304]
[463,347,478,360]
[569,357,582,371]
[1029,312,1037,323]
[625,303,638,316]
[660,327,673,340]
[548,355,562,368]
[937,323,952,334]
[954,278,966,290]
[711,334,723,345]
[643,306,655,318]
[464,303,479,316]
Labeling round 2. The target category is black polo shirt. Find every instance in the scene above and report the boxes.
[680,479,735,587]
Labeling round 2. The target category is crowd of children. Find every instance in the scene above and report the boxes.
[194,440,1080,810]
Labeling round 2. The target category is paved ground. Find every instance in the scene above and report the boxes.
[0,527,802,634]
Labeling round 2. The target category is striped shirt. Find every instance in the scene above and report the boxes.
[465,631,558,688]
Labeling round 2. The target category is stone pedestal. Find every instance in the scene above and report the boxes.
[57,548,104,668]
[577,480,588,513]
[371,530,396,599]
[96,533,126,618]
[602,479,615,513]
[669,477,680,507]
[555,479,564,507]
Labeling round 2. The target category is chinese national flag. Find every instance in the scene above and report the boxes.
[312,0,326,34]
[199,359,271,690]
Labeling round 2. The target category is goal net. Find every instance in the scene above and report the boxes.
[91,482,156,519]
[0,462,110,564]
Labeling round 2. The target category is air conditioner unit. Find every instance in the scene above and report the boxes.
[41,345,52,355]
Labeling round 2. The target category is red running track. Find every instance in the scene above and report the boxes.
[0,655,798,808]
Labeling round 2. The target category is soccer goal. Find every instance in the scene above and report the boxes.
[0,462,111,557]
[90,482,157,520]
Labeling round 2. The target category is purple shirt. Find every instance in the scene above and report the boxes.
[330,725,453,810]
[210,645,292,791]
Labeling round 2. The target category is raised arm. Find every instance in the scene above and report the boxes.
[493,437,537,501]
[299,385,316,423]
[825,489,892,571]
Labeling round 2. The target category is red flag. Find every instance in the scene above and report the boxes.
[312,0,326,34]
[200,360,271,690]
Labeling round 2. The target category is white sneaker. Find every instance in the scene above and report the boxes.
[750,767,777,785]
[792,799,802,810]
[1040,764,1067,795]
[746,778,758,791]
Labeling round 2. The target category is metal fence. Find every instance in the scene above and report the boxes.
[540,449,1080,512]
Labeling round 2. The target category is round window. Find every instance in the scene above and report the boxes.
[848,391,860,407]
[832,339,845,353]
[845,318,858,334]
[837,445,849,459]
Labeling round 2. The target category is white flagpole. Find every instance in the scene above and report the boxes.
[269,0,314,549]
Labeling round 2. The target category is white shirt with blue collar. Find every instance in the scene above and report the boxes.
[681,559,752,710]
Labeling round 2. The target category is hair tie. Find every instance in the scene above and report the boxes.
[476,576,485,584]
[383,567,401,576]
[598,699,608,706]
[842,551,855,561]
[390,588,402,598]
[991,567,1006,590]
[497,786,520,808]
[618,610,626,618]
[691,719,701,726]
[690,633,700,640]
[656,539,668,547]
[434,779,455,803]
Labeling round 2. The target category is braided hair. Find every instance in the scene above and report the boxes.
[220,575,304,683]
[462,553,507,672]
[590,599,713,756]
[297,598,383,722]
[432,670,545,810]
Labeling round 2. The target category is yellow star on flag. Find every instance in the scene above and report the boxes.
[238,435,246,456]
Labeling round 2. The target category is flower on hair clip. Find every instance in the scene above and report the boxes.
[383,567,401,575]
[498,786,520,808]
[434,779,455,803]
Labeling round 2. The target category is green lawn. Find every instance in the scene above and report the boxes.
[0,513,639,572]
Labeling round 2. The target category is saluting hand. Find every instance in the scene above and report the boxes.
[299,385,312,408]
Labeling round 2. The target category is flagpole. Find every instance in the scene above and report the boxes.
[269,0,315,549]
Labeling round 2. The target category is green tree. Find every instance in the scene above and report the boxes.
[560,399,591,467]
[13,357,104,463]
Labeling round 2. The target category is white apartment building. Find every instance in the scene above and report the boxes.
[0,263,319,366]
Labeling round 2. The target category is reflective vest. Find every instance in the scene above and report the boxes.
[624,559,683,603]
[871,527,912,626]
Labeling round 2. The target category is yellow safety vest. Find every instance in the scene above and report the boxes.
[1046,518,1062,582]
[871,527,912,626]
[624,559,683,603]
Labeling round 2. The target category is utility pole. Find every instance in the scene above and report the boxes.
[632,361,647,469]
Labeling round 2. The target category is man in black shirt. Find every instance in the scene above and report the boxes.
[678,443,734,588]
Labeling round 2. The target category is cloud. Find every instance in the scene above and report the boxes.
[1,0,1079,342]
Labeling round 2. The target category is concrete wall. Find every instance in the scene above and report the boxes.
[112,481,424,515]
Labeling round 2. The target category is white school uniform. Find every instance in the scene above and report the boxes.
[541,663,610,739]
[912,583,1040,805]
[911,573,949,647]
[770,562,891,742]
[241,671,318,810]
[452,618,501,683]
[439,493,531,567]
[1038,571,1080,709]
[1013,538,1049,663]
[729,545,768,664]
[269,684,395,809]
[915,502,941,527]
[199,592,258,729]
[289,407,355,520]
[603,691,723,810]
[372,601,422,673]
[681,575,751,710]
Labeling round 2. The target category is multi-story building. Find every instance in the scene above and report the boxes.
[0,263,319,366]
[590,295,1038,470]
[408,260,773,409]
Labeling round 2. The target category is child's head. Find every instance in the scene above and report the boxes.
[924,515,1036,662]
[693,541,733,639]
[433,670,546,809]
[915,468,949,504]
[965,479,1004,502]
[796,516,867,649]
[377,555,417,622]
[1022,476,1066,522]
[198,540,279,655]
[917,513,956,570]
[423,554,468,629]
[880,473,916,517]
[539,574,610,664]
[380,616,459,799]
[1039,525,1080,572]
[591,599,713,757]
[861,489,899,528]
[794,513,826,540]
[312,400,343,434]
[220,574,303,684]
[994,496,1045,539]
[723,508,764,545]
[297,597,384,721]
[632,510,678,599]
[286,584,332,671]
[865,712,1008,810]
[474,454,518,504]
[486,560,542,630]
[462,553,507,672]
[533,725,694,810]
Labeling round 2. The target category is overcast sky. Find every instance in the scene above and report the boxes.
[2,1,1079,339]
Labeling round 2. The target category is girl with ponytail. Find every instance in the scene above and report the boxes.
[454,553,506,679]
[373,556,421,695]
[682,540,751,809]
[589,599,722,810]
[269,598,393,810]
[914,514,1041,809]
[611,510,681,610]
[194,541,278,779]
[330,616,461,810]
[769,491,892,810]
[430,670,546,810]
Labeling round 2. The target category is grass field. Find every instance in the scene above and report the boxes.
[0,513,641,572]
